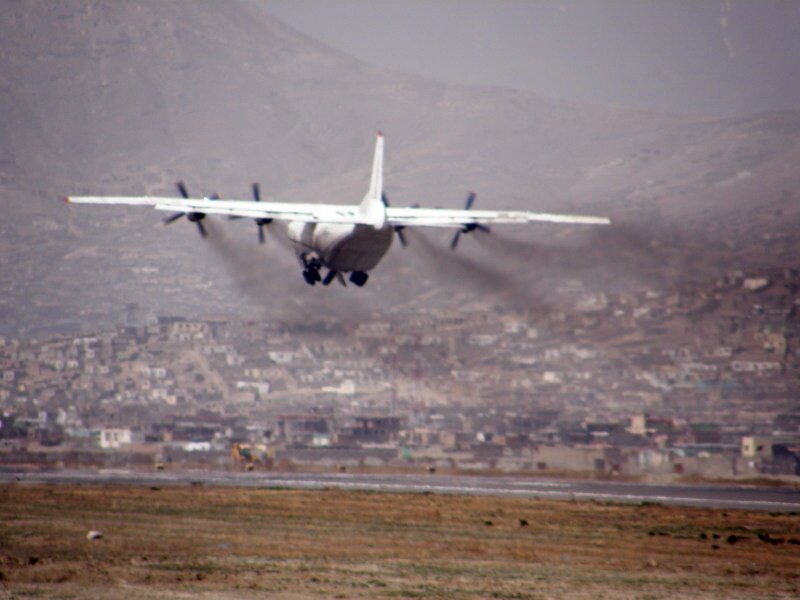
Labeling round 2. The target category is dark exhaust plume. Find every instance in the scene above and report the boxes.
[408,229,553,315]
[473,222,688,293]
[203,221,286,312]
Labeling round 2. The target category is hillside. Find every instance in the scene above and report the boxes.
[1,0,798,337]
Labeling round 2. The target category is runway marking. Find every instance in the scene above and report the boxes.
[247,479,800,510]
[3,471,799,511]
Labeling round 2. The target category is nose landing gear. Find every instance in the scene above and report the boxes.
[300,253,323,286]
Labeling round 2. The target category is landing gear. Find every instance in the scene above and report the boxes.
[349,271,369,287]
[322,270,337,286]
[298,253,369,288]
[300,252,323,286]
[302,268,321,286]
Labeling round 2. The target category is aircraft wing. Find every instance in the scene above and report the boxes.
[385,206,611,228]
[65,196,371,225]
[65,196,611,227]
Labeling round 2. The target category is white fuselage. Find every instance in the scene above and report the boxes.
[286,221,394,273]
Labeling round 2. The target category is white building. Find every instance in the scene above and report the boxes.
[99,427,143,449]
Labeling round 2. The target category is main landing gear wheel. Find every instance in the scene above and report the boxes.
[302,268,321,286]
[349,271,368,287]
[322,270,337,286]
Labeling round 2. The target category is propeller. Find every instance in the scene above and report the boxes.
[193,217,207,238]
[252,183,273,244]
[227,183,272,243]
[163,181,212,239]
[163,181,190,225]
[450,192,490,250]
[163,211,184,225]
[381,193,407,247]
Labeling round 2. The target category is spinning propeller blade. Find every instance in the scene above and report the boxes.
[382,193,409,248]
[164,181,208,239]
[163,212,185,225]
[450,192,490,250]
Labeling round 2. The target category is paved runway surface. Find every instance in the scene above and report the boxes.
[3,469,799,512]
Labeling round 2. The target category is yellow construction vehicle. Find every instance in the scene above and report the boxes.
[231,443,273,470]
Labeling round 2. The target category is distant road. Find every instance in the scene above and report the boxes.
[2,470,799,512]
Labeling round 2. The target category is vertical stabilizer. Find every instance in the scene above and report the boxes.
[358,132,386,227]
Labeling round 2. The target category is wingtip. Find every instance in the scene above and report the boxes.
[63,196,71,204]
[377,130,384,138]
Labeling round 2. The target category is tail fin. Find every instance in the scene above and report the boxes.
[358,132,386,227]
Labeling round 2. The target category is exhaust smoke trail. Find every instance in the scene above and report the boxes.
[473,223,687,293]
[203,220,373,321]
[408,229,553,315]
[203,220,286,311]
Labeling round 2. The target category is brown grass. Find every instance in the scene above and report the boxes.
[1,483,799,599]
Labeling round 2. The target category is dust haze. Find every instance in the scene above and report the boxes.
[264,0,800,118]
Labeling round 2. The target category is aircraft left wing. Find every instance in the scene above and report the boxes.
[65,196,371,225]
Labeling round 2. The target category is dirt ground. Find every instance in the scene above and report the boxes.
[1,483,798,599]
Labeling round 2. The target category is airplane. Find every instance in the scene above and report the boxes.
[65,133,611,287]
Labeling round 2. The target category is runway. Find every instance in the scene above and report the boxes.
[3,469,799,512]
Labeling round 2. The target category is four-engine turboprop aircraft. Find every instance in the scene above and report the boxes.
[66,133,611,287]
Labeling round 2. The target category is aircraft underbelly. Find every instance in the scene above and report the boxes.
[323,225,393,272]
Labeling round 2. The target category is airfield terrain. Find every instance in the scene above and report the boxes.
[1,484,800,599]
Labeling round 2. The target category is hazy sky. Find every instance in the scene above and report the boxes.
[261,0,800,117]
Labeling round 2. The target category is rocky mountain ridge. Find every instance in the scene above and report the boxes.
[1,0,798,338]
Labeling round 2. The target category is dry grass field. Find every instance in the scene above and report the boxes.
[1,483,798,599]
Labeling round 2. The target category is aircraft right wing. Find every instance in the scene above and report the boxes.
[385,206,611,228]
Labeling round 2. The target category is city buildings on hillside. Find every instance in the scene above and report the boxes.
[1,269,798,477]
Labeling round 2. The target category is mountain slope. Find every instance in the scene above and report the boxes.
[1,0,798,337]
